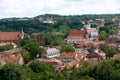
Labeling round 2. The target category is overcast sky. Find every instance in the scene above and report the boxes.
[0,0,120,18]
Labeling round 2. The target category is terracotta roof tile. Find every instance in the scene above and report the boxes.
[60,52,77,58]
[0,32,22,41]
[67,30,87,39]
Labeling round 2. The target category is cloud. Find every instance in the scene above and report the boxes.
[63,0,85,2]
[0,0,120,18]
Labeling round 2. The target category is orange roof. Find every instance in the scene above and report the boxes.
[0,32,22,40]
[60,52,77,58]
[67,30,87,39]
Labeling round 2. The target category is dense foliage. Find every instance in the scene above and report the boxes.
[0,14,119,34]
[0,59,120,80]
[100,44,117,58]
[0,45,13,52]
[0,63,26,80]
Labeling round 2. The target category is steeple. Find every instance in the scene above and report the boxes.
[21,29,24,39]
[85,21,91,29]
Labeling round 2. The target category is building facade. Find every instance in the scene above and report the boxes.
[42,48,60,58]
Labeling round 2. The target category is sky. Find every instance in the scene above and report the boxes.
[0,0,120,18]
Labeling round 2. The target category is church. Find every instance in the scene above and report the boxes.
[0,30,24,47]
[66,21,99,44]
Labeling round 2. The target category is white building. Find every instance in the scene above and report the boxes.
[42,48,60,58]
[43,19,54,24]
[87,28,99,37]
[85,21,99,41]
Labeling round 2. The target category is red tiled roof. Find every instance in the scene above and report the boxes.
[60,52,77,58]
[67,30,87,39]
[0,32,22,40]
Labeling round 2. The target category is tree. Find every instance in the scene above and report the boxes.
[99,31,107,40]
[21,36,31,47]
[21,49,30,63]
[0,63,26,80]
[29,61,45,73]
[51,37,64,46]
[0,44,13,52]
[61,45,75,52]
[80,76,95,80]
[87,46,95,53]
[92,59,120,80]
[23,42,41,59]
[29,60,56,80]
[100,44,109,52]
[106,48,117,58]
[44,34,52,46]
[100,44,117,58]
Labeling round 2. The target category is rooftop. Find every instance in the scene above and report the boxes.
[67,30,87,39]
[0,32,22,40]
[60,52,77,58]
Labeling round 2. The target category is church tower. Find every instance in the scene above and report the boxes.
[85,21,91,30]
[21,29,24,39]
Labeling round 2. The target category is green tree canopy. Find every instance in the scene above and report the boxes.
[100,44,117,58]
[0,44,13,52]
[61,44,75,52]
[0,63,26,80]
[99,31,107,40]
[80,76,95,80]
[23,42,41,59]
[29,61,45,73]
[21,49,30,63]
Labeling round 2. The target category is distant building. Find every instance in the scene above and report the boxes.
[94,19,105,26]
[0,48,24,67]
[85,21,99,41]
[85,21,91,29]
[66,30,92,44]
[66,21,99,44]
[31,33,44,46]
[37,34,44,46]
[59,52,77,63]
[78,49,106,66]
[43,19,54,24]
[112,18,120,24]
[74,42,93,54]
[42,48,60,58]
[0,30,24,47]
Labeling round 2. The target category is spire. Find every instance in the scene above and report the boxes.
[85,21,91,30]
[21,29,24,39]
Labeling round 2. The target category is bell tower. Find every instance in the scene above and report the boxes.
[21,29,24,39]
[85,21,91,30]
